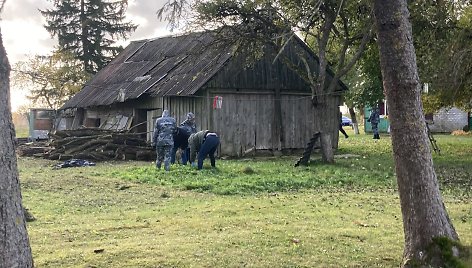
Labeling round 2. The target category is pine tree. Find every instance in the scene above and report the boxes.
[41,0,137,74]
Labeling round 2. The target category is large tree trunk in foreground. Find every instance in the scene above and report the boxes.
[373,1,459,267]
[0,28,34,267]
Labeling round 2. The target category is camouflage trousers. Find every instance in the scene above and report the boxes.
[156,145,173,171]
[372,123,379,139]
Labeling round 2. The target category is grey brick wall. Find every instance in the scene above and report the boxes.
[428,107,469,133]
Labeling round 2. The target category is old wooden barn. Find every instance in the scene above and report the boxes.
[59,31,347,157]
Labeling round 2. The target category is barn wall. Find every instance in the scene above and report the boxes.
[163,96,207,127]
[206,40,320,92]
[74,91,340,156]
[137,96,208,142]
[198,39,343,156]
[199,89,341,156]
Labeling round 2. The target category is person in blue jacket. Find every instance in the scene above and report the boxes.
[152,110,177,171]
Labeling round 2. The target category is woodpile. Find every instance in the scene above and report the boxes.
[21,128,155,161]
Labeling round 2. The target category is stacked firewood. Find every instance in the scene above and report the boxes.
[44,128,155,161]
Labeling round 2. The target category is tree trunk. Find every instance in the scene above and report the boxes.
[313,94,335,163]
[80,0,91,74]
[348,107,359,134]
[373,1,459,267]
[0,28,34,267]
[319,131,333,163]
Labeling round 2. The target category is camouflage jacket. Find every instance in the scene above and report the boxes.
[188,130,208,163]
[152,110,177,147]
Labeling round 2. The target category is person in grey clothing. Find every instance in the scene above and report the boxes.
[188,130,220,170]
[180,112,197,134]
[368,107,380,139]
[152,110,177,171]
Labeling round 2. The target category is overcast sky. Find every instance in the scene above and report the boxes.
[1,0,174,111]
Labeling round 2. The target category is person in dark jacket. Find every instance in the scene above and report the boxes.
[188,130,220,170]
[368,107,380,139]
[339,112,349,139]
[170,126,191,164]
[171,112,197,164]
[152,110,177,171]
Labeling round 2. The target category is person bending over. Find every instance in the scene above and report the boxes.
[188,130,220,170]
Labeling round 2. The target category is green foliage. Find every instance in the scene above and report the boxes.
[12,51,90,109]
[421,93,443,114]
[346,1,472,113]
[344,42,384,108]
[410,0,472,112]
[192,0,291,67]
[40,0,137,74]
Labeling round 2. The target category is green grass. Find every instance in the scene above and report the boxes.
[19,132,472,267]
[110,157,396,195]
[15,126,29,138]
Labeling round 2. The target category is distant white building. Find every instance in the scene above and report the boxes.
[339,104,349,115]
[427,107,469,133]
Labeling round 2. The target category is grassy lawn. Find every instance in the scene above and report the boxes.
[15,126,29,138]
[19,131,472,267]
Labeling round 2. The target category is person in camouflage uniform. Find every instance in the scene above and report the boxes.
[188,130,220,170]
[171,112,197,165]
[152,110,177,171]
[368,107,380,139]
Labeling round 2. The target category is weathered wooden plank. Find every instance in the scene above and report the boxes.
[255,94,274,150]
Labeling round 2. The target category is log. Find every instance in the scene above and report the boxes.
[53,128,116,138]
[65,139,109,155]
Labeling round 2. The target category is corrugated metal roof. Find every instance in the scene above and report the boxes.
[62,32,233,109]
[61,31,347,110]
